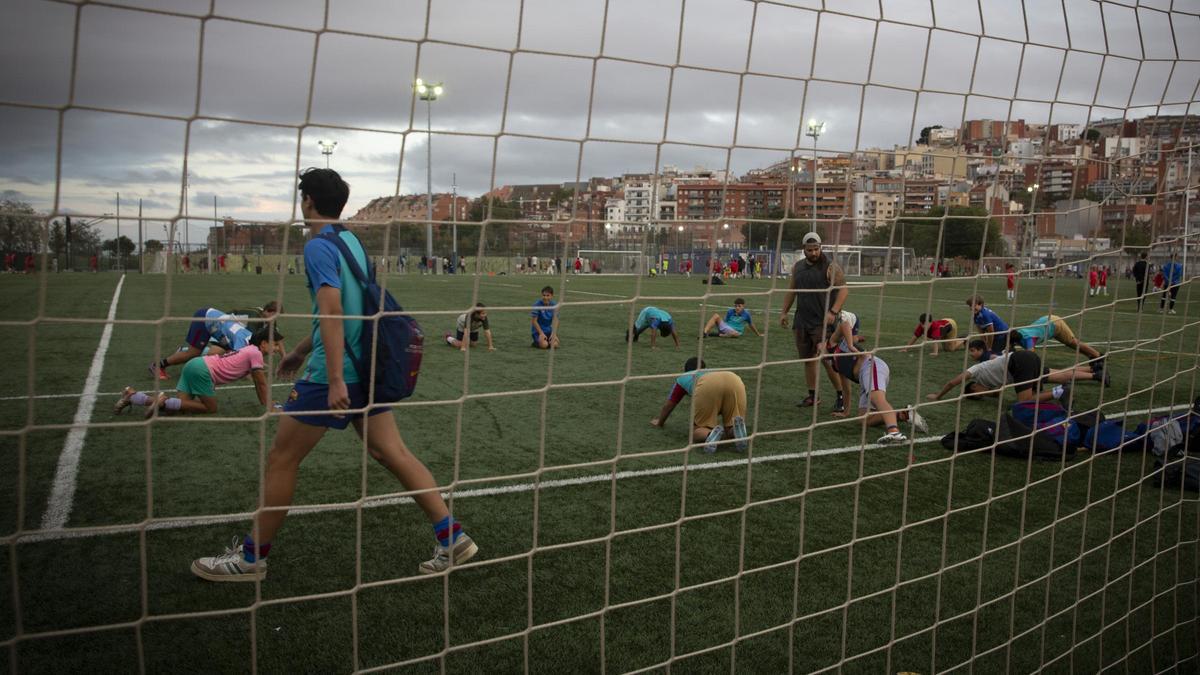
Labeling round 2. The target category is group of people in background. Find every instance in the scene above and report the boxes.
[1132,252,1186,314]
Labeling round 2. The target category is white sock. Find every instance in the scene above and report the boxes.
[1052,385,1065,399]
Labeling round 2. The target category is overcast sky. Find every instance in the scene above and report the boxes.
[1,0,1198,243]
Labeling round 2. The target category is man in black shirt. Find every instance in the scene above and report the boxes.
[1132,252,1150,311]
[779,232,850,410]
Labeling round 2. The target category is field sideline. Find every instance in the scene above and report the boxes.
[1,270,1198,673]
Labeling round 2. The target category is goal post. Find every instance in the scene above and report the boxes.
[574,249,649,275]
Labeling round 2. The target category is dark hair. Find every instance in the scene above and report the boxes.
[683,357,706,371]
[1140,252,1148,259]
[659,322,673,337]
[540,286,554,295]
[734,297,745,305]
[298,167,350,218]
[263,300,280,313]
[966,294,984,307]
[918,313,930,324]
[968,339,987,352]
[250,324,283,347]
[472,302,486,320]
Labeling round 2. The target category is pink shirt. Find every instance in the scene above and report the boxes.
[204,345,264,386]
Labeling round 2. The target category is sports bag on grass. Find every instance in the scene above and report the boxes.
[320,226,423,402]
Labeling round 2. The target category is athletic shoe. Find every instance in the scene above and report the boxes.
[148,362,168,381]
[909,408,929,434]
[1090,355,1106,372]
[703,426,724,454]
[190,538,267,582]
[113,386,135,415]
[144,392,168,420]
[732,416,749,451]
[877,430,908,445]
[419,533,479,575]
[1169,309,1177,315]
[1056,382,1072,404]
[796,395,820,408]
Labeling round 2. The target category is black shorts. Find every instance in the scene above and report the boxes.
[1007,350,1042,393]
[455,330,479,342]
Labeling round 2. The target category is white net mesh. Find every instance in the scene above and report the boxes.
[2,0,1199,672]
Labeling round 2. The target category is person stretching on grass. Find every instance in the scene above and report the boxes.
[445,303,495,352]
[828,350,928,444]
[965,295,1010,353]
[117,326,284,418]
[650,357,749,453]
[702,298,763,338]
[149,301,281,380]
[821,309,863,414]
[531,285,560,349]
[190,167,478,582]
[901,313,964,356]
[627,306,680,349]
[1006,314,1105,370]
[924,339,1109,403]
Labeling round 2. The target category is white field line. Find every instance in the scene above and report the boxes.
[10,402,1185,545]
[40,274,126,530]
[0,336,1161,403]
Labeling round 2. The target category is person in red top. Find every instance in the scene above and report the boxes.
[4,253,14,272]
[182,254,191,273]
[1005,263,1016,300]
[1088,266,1099,296]
[89,254,98,273]
[1153,268,1165,291]
[218,253,227,273]
[1099,265,1109,296]
[573,257,582,274]
[729,258,739,277]
[684,259,692,277]
[24,254,34,274]
[902,314,964,356]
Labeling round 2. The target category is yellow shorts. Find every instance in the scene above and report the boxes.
[691,371,748,430]
[1047,315,1078,345]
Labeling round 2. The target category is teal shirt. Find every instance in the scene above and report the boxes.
[635,307,673,331]
[674,369,707,395]
[1016,315,1055,346]
[300,225,368,384]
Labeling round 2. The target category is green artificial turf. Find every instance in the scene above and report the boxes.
[1,269,1198,672]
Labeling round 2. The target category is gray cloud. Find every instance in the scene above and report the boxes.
[1,0,1195,234]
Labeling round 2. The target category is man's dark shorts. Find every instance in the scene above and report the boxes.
[284,380,391,430]
[1007,350,1042,394]
[456,329,479,343]
[185,308,212,350]
[794,324,825,359]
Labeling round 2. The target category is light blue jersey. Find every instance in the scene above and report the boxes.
[1015,315,1055,348]
[635,306,673,331]
[203,309,253,351]
[299,224,368,384]
[723,307,752,334]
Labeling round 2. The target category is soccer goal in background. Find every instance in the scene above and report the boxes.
[575,249,649,275]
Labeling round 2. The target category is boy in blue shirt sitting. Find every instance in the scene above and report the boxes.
[702,298,762,338]
[531,285,560,349]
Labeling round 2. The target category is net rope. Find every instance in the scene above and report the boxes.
[2,0,1200,672]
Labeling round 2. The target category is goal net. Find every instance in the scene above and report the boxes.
[3,2,1200,673]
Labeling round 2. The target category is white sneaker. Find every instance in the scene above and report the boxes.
[732,416,749,451]
[1169,309,1177,315]
[909,408,928,434]
[191,538,267,582]
[419,533,479,574]
[877,430,908,444]
[703,426,724,454]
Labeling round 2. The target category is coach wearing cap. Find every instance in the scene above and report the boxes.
[779,231,848,408]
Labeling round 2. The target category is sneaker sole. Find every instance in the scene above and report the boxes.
[732,417,748,451]
[189,560,266,582]
[418,540,480,575]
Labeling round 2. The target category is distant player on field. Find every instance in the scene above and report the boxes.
[627,306,679,349]
[702,298,762,338]
[902,314,964,356]
[1006,263,1016,300]
[531,285,560,349]
[650,357,749,453]
[829,350,927,444]
[149,301,281,380]
[116,325,283,418]
[965,294,1010,353]
[1160,255,1184,314]
[444,303,495,352]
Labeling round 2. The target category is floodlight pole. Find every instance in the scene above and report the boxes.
[805,119,824,236]
[416,78,444,268]
[317,140,337,169]
[1026,182,1039,272]
[452,172,458,260]
[115,192,121,271]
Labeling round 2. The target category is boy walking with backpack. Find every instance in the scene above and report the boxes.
[191,168,477,582]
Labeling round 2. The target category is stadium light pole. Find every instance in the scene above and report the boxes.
[317,140,337,168]
[1026,182,1039,271]
[416,78,444,268]
[115,192,121,271]
[805,119,825,235]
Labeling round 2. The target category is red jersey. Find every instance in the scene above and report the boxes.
[730,260,739,274]
[1006,272,1015,289]
[1088,270,1098,287]
[1099,268,1108,285]
[914,319,951,340]
[24,255,34,271]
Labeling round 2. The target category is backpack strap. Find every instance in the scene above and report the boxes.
[316,225,373,381]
